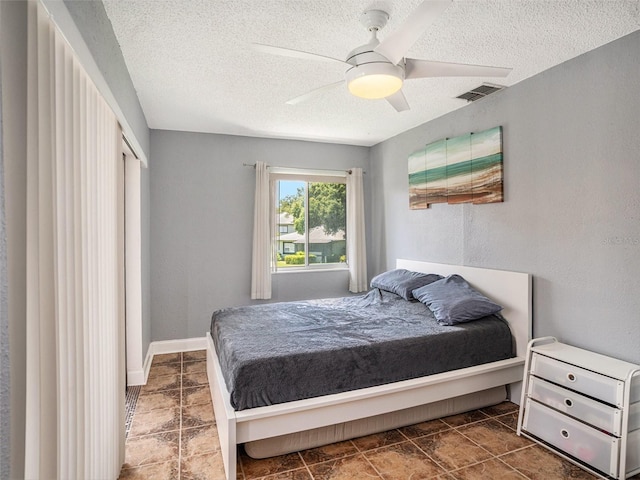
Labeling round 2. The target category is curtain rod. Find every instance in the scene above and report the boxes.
[242,163,365,174]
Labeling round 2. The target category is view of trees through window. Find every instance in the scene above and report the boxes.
[276,179,347,268]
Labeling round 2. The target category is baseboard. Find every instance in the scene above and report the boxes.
[127,368,146,387]
[148,337,207,355]
[132,337,207,386]
[142,350,153,384]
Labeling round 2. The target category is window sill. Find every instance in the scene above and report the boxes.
[273,267,349,275]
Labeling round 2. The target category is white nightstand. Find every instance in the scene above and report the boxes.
[517,337,640,479]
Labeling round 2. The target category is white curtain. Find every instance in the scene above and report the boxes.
[251,161,272,299]
[346,168,368,292]
[25,1,124,478]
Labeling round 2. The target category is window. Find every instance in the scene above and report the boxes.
[273,174,347,270]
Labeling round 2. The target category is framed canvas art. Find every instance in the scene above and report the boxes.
[408,126,503,208]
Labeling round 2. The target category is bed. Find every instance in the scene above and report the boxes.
[206,260,532,479]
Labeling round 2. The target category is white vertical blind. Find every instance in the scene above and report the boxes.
[25,1,124,478]
[251,161,272,299]
[346,168,368,292]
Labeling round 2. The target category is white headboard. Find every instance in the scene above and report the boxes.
[396,259,532,358]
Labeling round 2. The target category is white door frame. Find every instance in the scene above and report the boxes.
[123,139,145,385]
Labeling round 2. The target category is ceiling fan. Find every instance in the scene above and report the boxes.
[253,0,511,112]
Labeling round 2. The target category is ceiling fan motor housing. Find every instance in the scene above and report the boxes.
[345,37,405,99]
[344,9,405,100]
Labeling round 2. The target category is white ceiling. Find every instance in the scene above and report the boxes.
[102,0,640,146]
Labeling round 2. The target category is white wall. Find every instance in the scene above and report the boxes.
[150,130,370,341]
[141,166,152,356]
[370,30,640,364]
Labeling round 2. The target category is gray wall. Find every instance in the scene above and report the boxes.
[150,130,370,341]
[1,2,28,477]
[370,30,640,364]
[64,0,150,160]
[0,2,9,475]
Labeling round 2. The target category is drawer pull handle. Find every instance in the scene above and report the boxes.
[564,398,573,408]
[561,429,570,439]
[567,373,576,382]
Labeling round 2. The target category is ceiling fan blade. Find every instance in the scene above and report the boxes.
[252,43,347,65]
[405,58,512,79]
[374,0,452,65]
[386,90,410,112]
[286,81,344,105]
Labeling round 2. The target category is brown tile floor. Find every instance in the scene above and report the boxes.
[119,351,636,480]
[119,350,222,480]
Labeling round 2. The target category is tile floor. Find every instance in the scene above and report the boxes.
[119,351,636,480]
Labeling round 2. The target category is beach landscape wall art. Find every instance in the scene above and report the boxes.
[408,126,503,210]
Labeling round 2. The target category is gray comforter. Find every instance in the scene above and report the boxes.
[210,289,513,411]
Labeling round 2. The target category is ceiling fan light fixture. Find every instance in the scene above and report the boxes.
[346,63,404,100]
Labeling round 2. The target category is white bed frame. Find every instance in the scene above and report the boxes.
[206,260,532,479]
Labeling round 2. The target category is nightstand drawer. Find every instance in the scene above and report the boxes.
[523,398,620,477]
[531,352,624,406]
[528,376,622,435]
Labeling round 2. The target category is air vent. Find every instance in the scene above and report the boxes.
[456,84,504,102]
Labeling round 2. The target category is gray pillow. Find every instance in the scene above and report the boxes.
[370,269,442,301]
[412,274,503,325]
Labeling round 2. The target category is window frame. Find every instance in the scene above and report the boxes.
[271,169,348,273]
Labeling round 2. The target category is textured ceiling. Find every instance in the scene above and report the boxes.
[102,0,640,146]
